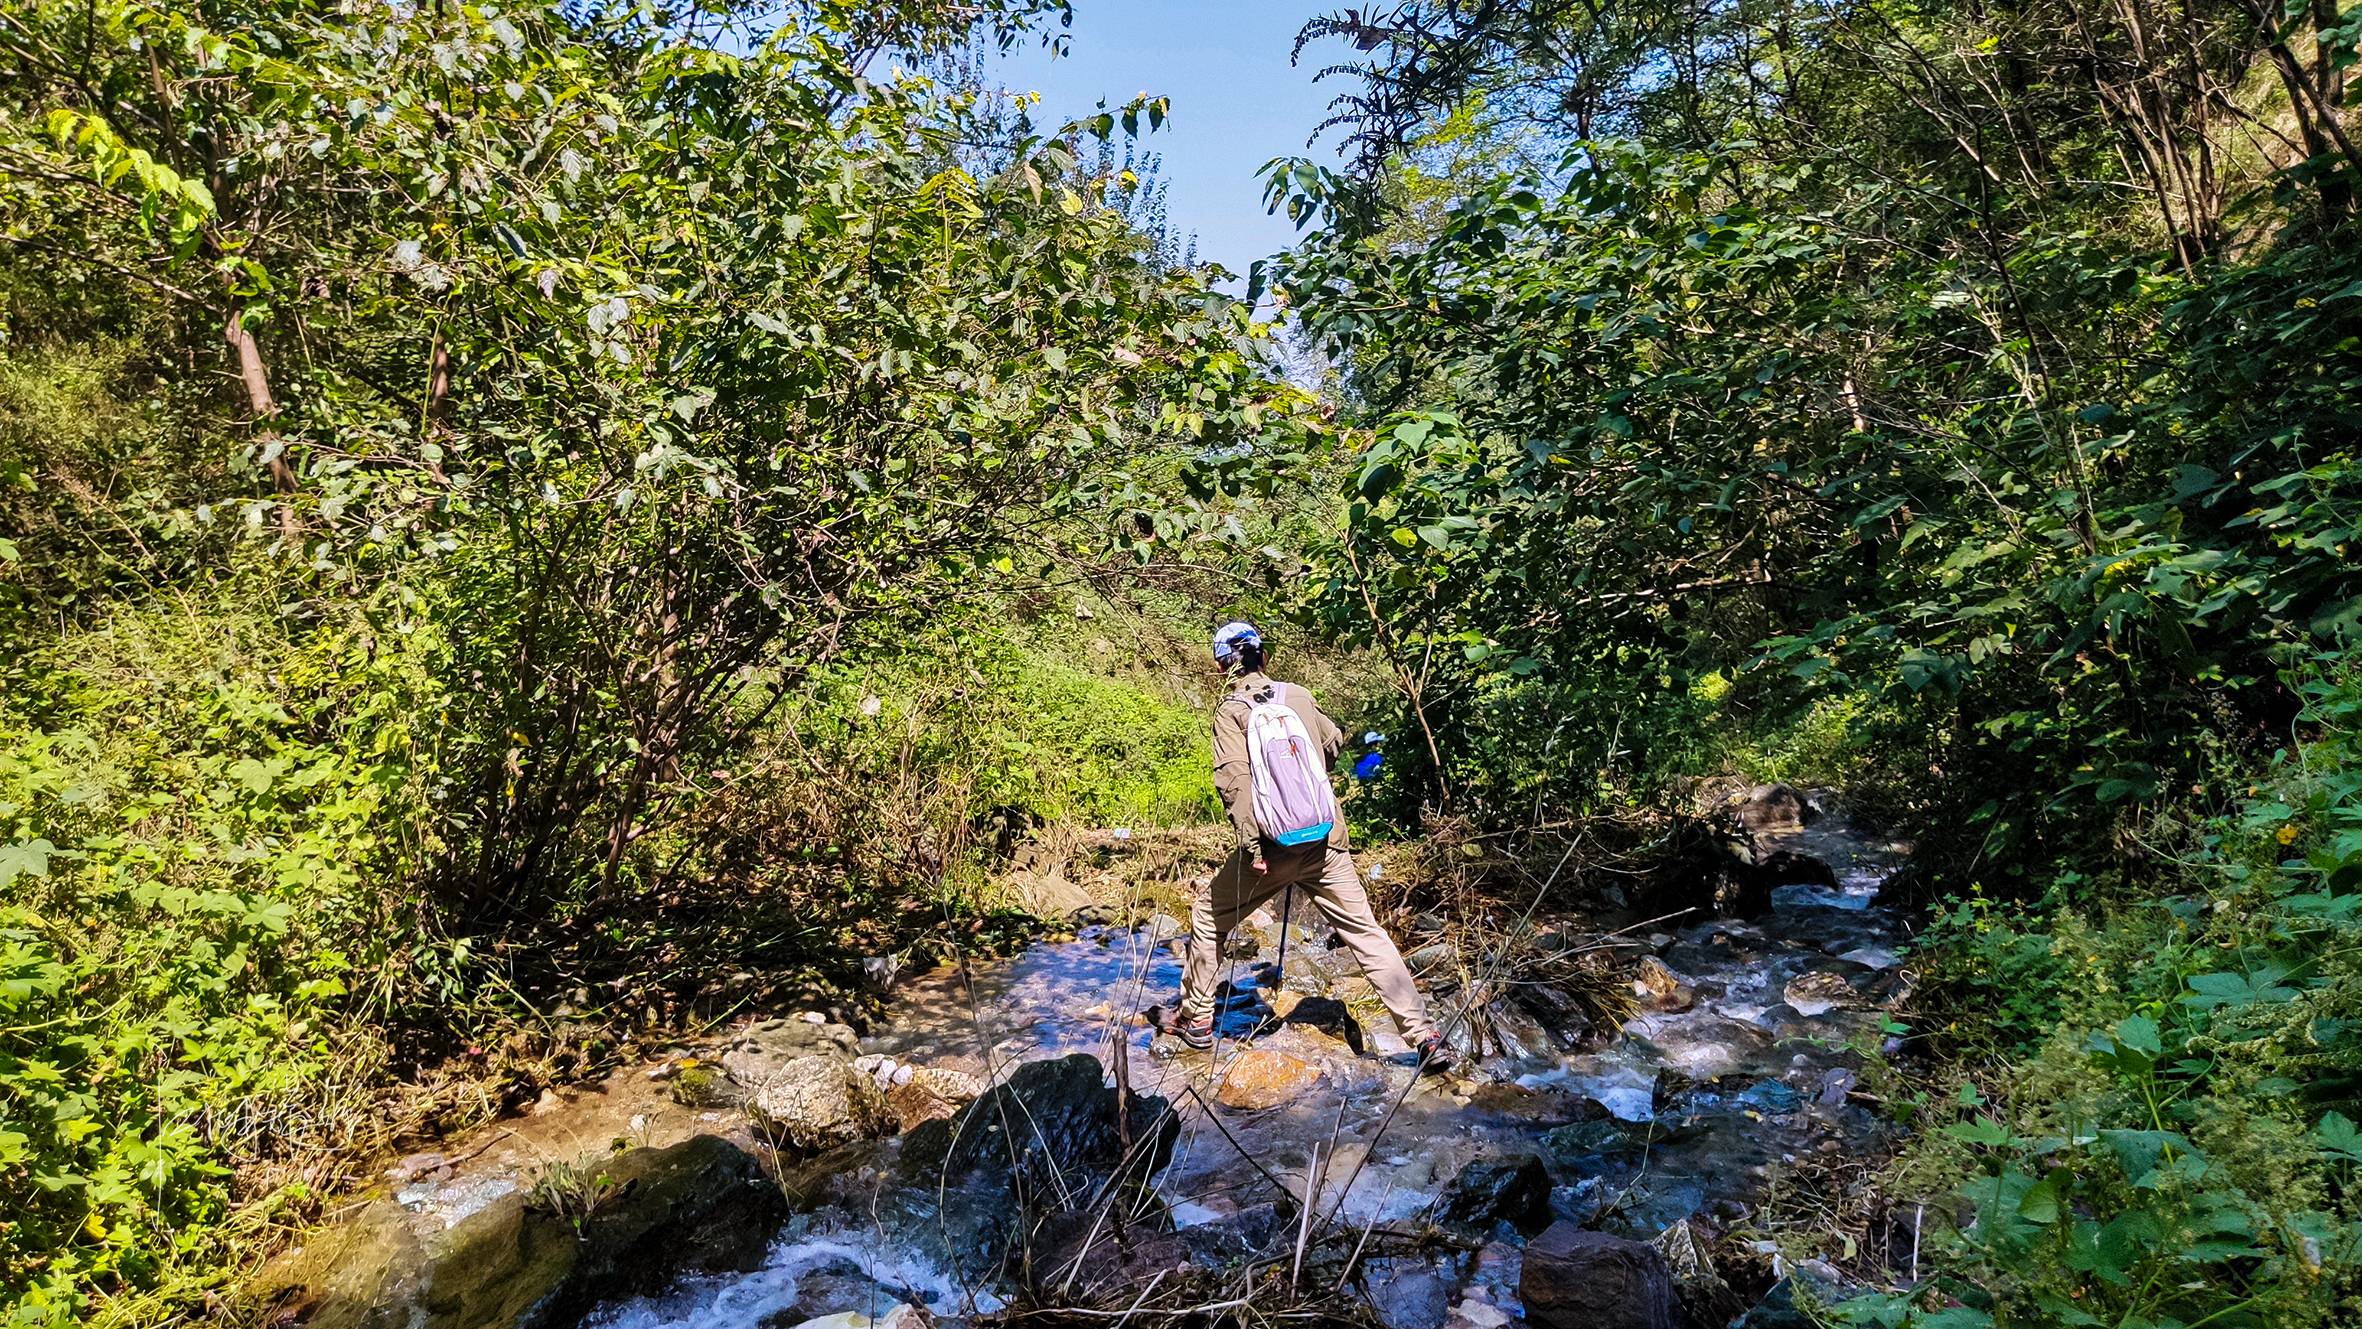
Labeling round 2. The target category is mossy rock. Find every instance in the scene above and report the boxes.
[245,1135,787,1329]
[668,1063,735,1108]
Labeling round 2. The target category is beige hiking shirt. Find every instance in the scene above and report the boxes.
[1211,671,1349,855]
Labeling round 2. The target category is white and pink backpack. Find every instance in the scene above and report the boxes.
[1244,686,1336,848]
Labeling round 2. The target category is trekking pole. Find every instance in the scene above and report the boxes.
[1273,877,1297,994]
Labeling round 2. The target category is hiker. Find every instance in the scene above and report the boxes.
[1170,621,1453,1073]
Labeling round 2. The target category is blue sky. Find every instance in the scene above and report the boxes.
[983,2,1349,280]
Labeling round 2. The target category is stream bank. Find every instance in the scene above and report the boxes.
[254,795,1914,1329]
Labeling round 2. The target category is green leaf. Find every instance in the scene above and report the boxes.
[2018,1167,2070,1224]
[1946,1115,2015,1147]
[2116,1013,2161,1055]
[0,839,58,888]
[2318,1110,2362,1163]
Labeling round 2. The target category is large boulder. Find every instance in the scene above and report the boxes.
[1734,784,1813,834]
[901,1053,1177,1187]
[897,1055,1181,1285]
[1520,1222,1684,1329]
[249,1135,787,1329]
[724,1016,893,1150]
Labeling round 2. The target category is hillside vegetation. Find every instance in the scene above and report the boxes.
[1261,2,2362,1325]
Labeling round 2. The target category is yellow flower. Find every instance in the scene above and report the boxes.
[83,1213,107,1242]
[2276,824,2299,845]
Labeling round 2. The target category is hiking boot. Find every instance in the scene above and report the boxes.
[1416,1032,1457,1076]
[1173,1013,1215,1050]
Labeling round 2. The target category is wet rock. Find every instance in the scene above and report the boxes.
[1780,971,1866,1017]
[1736,1079,1804,1115]
[1736,783,1813,833]
[1438,1153,1552,1234]
[1627,1016,1775,1082]
[896,1056,1179,1285]
[1512,980,1607,1053]
[885,1068,980,1133]
[1213,1047,1323,1110]
[1755,848,1839,890]
[1601,1178,1715,1244]
[245,1200,426,1329]
[1146,912,1186,945]
[1175,1200,1289,1266]
[1365,1259,1454,1329]
[1540,1118,1635,1164]
[1447,1296,1513,1329]
[1520,1222,1683,1329]
[1632,957,1696,1013]
[1654,1217,1749,1329]
[252,1136,787,1329]
[1655,817,1777,919]
[900,1054,1176,1189]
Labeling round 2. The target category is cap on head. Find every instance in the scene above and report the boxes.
[1361,732,1386,746]
[1212,621,1262,666]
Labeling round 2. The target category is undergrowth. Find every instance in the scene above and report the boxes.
[1835,657,2362,1328]
[0,589,444,1325]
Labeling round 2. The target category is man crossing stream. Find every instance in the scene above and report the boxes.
[1167,620,1456,1073]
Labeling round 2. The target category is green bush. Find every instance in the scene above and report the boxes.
[0,590,443,1325]
[1855,658,2362,1327]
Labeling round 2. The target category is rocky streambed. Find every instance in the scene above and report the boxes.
[257,796,1914,1329]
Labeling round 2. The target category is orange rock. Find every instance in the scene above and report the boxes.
[1212,1048,1323,1110]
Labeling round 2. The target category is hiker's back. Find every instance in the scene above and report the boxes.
[1241,683,1335,847]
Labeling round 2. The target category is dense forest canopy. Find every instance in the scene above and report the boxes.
[0,0,2359,1325]
[1267,0,2362,851]
[1253,0,2362,1323]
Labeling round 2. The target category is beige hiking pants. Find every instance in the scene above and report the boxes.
[1178,843,1434,1044]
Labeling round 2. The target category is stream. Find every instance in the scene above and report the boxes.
[581,812,1914,1329]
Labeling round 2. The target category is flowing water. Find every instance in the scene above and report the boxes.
[587,815,1913,1328]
